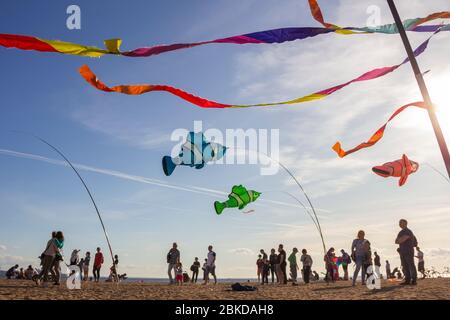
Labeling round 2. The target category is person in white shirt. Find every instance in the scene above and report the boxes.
[415,247,425,279]
[203,245,217,285]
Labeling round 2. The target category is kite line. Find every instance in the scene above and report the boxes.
[12,132,117,277]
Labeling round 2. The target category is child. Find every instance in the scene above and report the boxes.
[175,262,183,286]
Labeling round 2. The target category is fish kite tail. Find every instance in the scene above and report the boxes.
[372,165,391,178]
[162,156,177,176]
[214,201,226,215]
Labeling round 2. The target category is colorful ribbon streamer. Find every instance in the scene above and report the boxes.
[332,102,427,157]
[0,0,448,58]
[79,30,438,108]
[308,0,450,34]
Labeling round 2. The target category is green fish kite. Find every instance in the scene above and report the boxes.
[214,185,261,215]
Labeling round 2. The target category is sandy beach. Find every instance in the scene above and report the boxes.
[0,278,449,300]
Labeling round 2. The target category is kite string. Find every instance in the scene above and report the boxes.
[10,131,117,280]
[424,162,450,183]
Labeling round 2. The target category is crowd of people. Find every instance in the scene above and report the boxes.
[256,219,424,286]
[4,219,426,288]
[4,231,125,286]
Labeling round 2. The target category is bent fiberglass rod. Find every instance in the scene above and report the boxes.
[260,189,321,235]
[233,147,327,255]
[13,132,117,277]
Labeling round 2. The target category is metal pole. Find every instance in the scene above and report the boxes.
[387,0,450,178]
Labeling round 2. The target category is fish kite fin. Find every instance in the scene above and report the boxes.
[399,174,408,187]
[214,201,226,215]
[398,154,410,186]
[162,156,177,176]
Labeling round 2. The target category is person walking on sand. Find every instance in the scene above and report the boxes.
[93,247,104,283]
[385,260,391,279]
[300,249,313,284]
[36,231,63,285]
[190,257,201,283]
[340,249,351,281]
[288,248,299,285]
[269,248,278,284]
[395,219,418,285]
[256,254,264,283]
[351,230,371,286]
[83,252,91,281]
[51,231,64,285]
[204,245,217,285]
[167,242,180,284]
[260,249,269,285]
[415,247,425,279]
[278,244,287,285]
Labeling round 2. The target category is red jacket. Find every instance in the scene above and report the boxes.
[94,252,104,267]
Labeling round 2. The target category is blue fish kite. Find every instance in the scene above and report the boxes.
[162,132,227,176]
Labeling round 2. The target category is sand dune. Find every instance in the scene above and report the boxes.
[0,278,449,300]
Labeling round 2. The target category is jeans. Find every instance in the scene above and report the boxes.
[342,264,349,280]
[262,265,269,284]
[280,262,287,284]
[400,251,417,283]
[352,255,366,285]
[191,269,199,283]
[326,264,334,282]
[270,264,277,283]
[168,263,176,283]
[303,266,311,284]
[290,265,297,283]
[93,266,101,282]
[83,265,89,281]
[53,259,61,284]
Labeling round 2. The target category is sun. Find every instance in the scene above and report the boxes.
[428,76,450,139]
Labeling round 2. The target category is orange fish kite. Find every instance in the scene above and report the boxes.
[372,154,419,187]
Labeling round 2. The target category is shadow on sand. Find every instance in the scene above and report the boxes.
[364,284,404,296]
[312,285,353,292]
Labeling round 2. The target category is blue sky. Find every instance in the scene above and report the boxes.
[0,0,449,278]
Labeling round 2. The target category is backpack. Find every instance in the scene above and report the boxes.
[231,283,257,292]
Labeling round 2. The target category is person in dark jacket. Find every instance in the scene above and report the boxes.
[269,248,278,284]
[395,219,418,285]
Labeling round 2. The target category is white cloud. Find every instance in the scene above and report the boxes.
[0,245,6,251]
[425,248,450,258]
[228,248,255,256]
